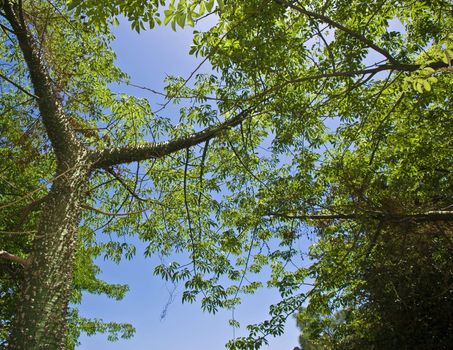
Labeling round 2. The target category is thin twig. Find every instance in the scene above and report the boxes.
[0,72,38,99]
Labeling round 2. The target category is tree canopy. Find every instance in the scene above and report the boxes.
[0,0,452,349]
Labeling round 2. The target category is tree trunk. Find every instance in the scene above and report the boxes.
[8,157,90,349]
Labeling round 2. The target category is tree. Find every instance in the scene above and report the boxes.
[0,0,248,348]
[0,0,451,349]
[0,22,134,344]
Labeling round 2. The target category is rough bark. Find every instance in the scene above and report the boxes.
[8,156,91,349]
[92,106,253,168]
[1,3,89,347]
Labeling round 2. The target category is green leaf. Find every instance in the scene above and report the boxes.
[164,9,174,25]
[187,14,194,27]
[422,79,431,91]
[67,0,83,11]
[171,18,177,31]
[206,0,215,12]
[175,12,186,28]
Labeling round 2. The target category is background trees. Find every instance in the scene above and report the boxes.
[294,81,453,348]
[0,0,451,349]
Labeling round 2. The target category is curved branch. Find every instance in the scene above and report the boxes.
[275,0,397,63]
[92,58,446,170]
[260,60,447,99]
[92,107,253,168]
[288,61,447,84]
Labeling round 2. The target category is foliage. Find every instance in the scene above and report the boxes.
[296,221,452,350]
[191,1,451,348]
[289,20,453,348]
[67,0,223,32]
[0,0,452,349]
[291,74,453,347]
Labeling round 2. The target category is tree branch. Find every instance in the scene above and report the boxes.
[260,61,447,98]
[13,194,49,231]
[92,107,254,168]
[268,210,453,222]
[104,167,147,201]
[93,58,444,170]
[275,0,397,63]
[0,72,38,99]
[0,250,30,267]
[2,2,82,162]
[81,204,148,217]
[287,61,447,85]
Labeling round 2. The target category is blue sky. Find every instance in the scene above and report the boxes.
[77,19,302,350]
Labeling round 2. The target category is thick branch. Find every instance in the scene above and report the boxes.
[2,2,81,162]
[0,250,30,267]
[268,210,453,222]
[93,59,445,169]
[92,107,253,168]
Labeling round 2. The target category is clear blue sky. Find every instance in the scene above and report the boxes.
[77,19,303,350]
